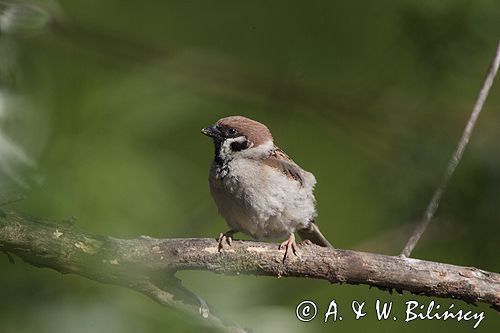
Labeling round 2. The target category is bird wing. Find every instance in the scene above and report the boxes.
[261,147,305,185]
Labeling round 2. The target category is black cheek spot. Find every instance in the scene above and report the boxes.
[231,140,249,152]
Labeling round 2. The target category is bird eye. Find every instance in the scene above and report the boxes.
[228,128,237,135]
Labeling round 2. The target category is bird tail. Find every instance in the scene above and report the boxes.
[297,223,333,248]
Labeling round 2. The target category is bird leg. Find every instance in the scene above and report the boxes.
[217,230,236,251]
[279,233,298,262]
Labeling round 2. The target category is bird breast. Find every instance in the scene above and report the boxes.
[209,157,317,240]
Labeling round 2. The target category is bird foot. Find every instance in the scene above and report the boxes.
[279,234,298,262]
[217,231,234,252]
[301,239,314,246]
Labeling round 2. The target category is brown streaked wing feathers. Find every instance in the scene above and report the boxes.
[262,147,304,185]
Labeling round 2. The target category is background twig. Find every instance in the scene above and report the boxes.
[401,41,500,258]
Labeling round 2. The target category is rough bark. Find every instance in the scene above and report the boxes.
[1,209,499,331]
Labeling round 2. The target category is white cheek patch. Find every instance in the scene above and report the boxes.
[219,138,274,161]
[219,136,247,159]
[237,140,273,159]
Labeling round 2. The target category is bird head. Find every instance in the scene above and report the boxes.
[202,116,274,161]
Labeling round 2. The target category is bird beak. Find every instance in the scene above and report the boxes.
[201,125,219,138]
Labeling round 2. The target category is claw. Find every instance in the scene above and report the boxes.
[217,230,235,252]
[279,233,298,262]
[301,239,313,246]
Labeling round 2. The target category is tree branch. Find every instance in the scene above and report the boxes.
[1,209,499,323]
[0,210,247,333]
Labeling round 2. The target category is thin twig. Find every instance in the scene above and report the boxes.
[133,279,246,333]
[401,41,500,258]
[0,194,25,207]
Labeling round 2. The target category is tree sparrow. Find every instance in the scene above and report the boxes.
[202,116,332,261]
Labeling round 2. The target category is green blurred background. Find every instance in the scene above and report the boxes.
[0,0,499,332]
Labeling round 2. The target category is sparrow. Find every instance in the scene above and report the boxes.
[202,116,332,261]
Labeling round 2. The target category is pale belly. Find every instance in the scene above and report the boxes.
[209,159,316,240]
